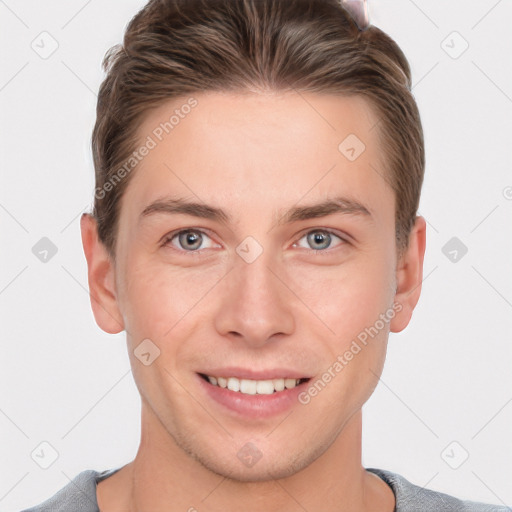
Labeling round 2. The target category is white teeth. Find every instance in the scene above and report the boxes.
[256,380,275,395]
[227,377,240,392]
[205,375,304,394]
[284,378,297,389]
[240,379,257,395]
[273,379,285,392]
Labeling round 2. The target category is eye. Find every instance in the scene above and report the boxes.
[293,229,346,251]
[163,229,218,252]
[162,228,347,254]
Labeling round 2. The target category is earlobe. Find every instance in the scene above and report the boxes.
[80,213,125,334]
[389,216,427,333]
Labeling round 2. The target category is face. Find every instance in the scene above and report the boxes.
[84,91,423,481]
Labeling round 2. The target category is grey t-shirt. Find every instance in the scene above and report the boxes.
[20,466,511,511]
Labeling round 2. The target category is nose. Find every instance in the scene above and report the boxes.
[213,249,295,348]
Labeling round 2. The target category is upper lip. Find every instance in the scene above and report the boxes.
[198,367,311,380]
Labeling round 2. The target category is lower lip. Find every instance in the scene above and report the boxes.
[197,374,309,420]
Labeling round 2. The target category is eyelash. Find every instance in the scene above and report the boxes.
[161,228,348,255]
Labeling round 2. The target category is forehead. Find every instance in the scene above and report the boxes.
[119,90,391,226]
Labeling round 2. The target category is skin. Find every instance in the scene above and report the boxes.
[81,90,426,511]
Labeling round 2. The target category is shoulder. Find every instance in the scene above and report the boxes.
[19,468,121,512]
[366,467,511,512]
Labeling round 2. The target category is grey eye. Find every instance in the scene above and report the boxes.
[307,231,333,250]
[178,231,203,251]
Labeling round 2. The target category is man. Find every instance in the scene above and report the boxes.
[21,0,510,510]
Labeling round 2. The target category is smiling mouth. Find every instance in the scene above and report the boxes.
[199,373,310,395]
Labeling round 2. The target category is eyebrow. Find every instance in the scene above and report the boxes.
[139,195,373,227]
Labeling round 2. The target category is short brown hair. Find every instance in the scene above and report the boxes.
[91,0,424,261]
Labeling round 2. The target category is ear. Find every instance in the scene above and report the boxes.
[80,213,125,334]
[389,215,427,333]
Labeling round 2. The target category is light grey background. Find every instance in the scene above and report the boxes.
[1,0,511,510]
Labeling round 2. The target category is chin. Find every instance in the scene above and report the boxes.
[200,455,311,483]
[178,433,327,483]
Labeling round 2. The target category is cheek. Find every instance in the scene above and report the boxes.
[118,257,227,340]
[299,259,394,418]
[285,251,395,343]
